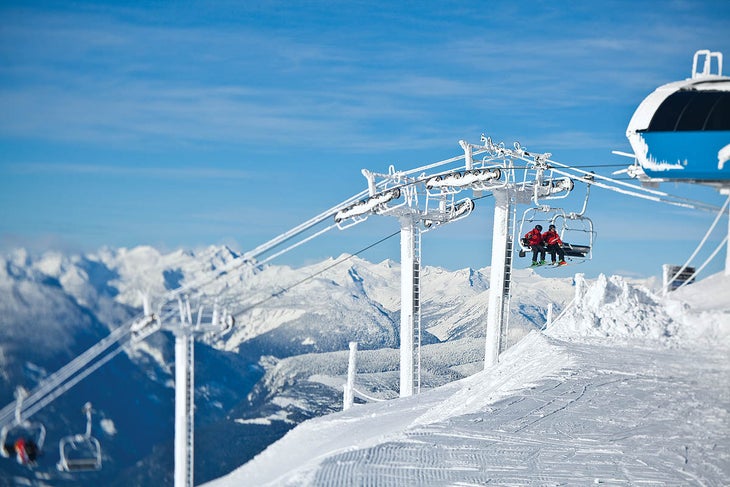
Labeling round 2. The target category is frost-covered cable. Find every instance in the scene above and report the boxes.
[228,231,401,317]
[241,190,372,261]
[546,162,722,213]
[200,225,400,314]
[400,149,489,176]
[545,155,720,210]
[22,346,125,420]
[254,223,339,267]
[0,323,134,428]
[547,158,672,197]
[153,185,384,304]
[662,195,730,294]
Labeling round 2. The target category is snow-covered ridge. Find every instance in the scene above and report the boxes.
[0,245,577,353]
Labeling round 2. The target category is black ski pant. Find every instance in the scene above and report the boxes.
[531,245,546,262]
[546,243,565,262]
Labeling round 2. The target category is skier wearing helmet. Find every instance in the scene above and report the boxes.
[543,224,567,266]
[524,224,546,266]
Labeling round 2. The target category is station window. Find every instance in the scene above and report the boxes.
[648,91,730,131]
[704,93,730,130]
[648,91,694,131]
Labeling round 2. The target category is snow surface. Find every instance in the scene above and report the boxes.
[207,272,730,486]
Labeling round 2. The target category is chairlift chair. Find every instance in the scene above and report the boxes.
[553,213,595,261]
[516,207,595,262]
[57,402,102,472]
[0,387,46,466]
[0,421,46,465]
[517,206,566,256]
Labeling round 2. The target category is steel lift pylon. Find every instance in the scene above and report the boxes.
[484,189,513,368]
[335,166,479,397]
[171,298,233,487]
[398,215,421,397]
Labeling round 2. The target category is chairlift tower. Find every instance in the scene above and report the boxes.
[398,213,421,397]
[459,138,574,368]
[335,167,477,397]
[457,139,523,367]
[484,188,513,367]
[168,297,234,487]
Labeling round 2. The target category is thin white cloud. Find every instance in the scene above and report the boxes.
[1,3,728,157]
[5,162,251,180]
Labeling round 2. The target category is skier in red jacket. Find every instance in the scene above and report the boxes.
[543,224,567,266]
[524,224,546,266]
[13,437,37,465]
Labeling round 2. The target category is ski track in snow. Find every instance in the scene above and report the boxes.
[222,337,729,487]
[313,346,730,486]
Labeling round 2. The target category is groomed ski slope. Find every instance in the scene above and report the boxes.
[207,272,730,486]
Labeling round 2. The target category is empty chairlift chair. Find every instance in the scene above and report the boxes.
[57,402,102,472]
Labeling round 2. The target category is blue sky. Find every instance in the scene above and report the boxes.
[1,0,729,279]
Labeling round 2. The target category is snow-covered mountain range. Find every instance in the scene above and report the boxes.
[0,245,581,486]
